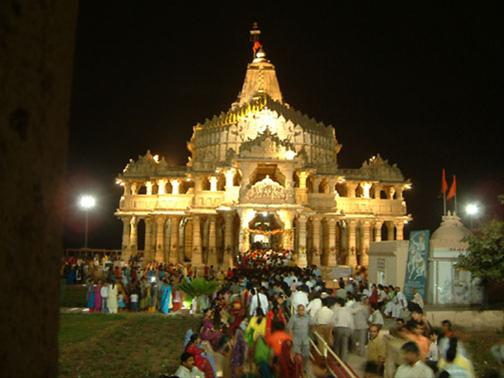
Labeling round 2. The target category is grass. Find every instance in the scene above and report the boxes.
[60,284,88,308]
[464,331,504,377]
[59,313,201,378]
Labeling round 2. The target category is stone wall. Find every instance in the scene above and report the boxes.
[0,1,78,376]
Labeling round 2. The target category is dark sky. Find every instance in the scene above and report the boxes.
[64,2,504,249]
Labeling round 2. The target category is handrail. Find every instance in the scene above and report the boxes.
[311,330,359,378]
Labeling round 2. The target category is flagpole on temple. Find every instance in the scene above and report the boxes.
[443,192,447,216]
[441,168,448,216]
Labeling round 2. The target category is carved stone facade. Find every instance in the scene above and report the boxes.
[115,28,412,269]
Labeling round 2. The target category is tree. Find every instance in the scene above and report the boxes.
[457,220,504,282]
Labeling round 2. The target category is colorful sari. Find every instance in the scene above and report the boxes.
[160,283,172,314]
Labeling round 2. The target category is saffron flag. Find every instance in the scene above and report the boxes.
[447,175,457,200]
[253,40,262,55]
[441,169,448,194]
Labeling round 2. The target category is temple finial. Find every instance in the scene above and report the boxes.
[250,22,263,59]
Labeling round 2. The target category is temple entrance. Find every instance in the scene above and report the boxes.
[248,212,284,250]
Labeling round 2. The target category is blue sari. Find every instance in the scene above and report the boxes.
[160,283,172,314]
[87,285,95,310]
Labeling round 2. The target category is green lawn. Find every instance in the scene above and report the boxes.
[464,331,504,377]
[59,313,201,378]
[60,283,88,308]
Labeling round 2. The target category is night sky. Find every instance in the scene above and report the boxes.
[64,2,504,249]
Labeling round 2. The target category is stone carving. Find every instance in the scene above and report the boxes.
[239,128,296,159]
[122,150,186,177]
[359,154,404,181]
[244,175,291,203]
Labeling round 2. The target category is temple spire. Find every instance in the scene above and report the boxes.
[238,23,282,105]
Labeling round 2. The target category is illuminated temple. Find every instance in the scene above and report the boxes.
[115,25,412,268]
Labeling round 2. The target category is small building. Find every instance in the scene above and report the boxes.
[428,212,482,305]
[368,240,409,288]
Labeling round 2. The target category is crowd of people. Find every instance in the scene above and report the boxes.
[61,251,499,378]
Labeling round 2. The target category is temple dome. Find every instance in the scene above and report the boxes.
[431,212,470,247]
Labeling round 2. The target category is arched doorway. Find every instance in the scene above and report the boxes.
[248,212,284,250]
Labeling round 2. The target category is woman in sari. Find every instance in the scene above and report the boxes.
[201,309,223,349]
[230,329,247,378]
[86,282,95,312]
[229,298,245,335]
[278,339,304,378]
[93,281,102,313]
[185,333,215,378]
[159,279,172,314]
[265,296,287,338]
[108,281,118,314]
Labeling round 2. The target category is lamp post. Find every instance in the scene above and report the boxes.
[79,195,96,248]
[465,203,479,230]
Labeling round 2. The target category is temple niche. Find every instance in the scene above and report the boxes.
[115,25,412,270]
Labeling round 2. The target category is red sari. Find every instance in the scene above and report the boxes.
[278,340,303,378]
[185,343,214,378]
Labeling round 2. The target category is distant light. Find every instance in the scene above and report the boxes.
[262,211,268,217]
[79,195,96,210]
[465,203,479,216]
[153,154,159,162]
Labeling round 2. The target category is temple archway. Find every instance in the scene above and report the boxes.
[248,212,284,250]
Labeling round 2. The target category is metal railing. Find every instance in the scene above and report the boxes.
[310,330,360,378]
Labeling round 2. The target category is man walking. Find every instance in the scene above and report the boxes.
[288,304,311,369]
[332,298,354,362]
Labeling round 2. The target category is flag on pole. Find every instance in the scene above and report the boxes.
[253,40,262,55]
[441,169,448,194]
[447,175,457,200]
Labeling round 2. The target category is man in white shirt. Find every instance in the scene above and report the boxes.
[100,282,109,313]
[249,288,269,316]
[174,352,204,378]
[392,286,408,319]
[291,287,309,310]
[394,342,434,378]
[332,299,354,362]
[306,293,322,321]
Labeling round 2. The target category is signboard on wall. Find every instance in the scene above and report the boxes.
[404,230,430,300]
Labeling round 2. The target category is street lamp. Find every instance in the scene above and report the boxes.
[78,195,96,248]
[465,203,479,230]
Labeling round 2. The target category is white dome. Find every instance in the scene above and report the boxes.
[431,212,471,242]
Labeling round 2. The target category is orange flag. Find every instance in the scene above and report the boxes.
[447,175,457,200]
[253,40,262,55]
[441,168,448,194]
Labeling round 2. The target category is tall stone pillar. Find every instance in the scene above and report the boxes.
[346,219,357,267]
[209,176,218,192]
[192,214,203,266]
[387,186,396,200]
[326,217,337,267]
[145,181,153,195]
[144,218,153,261]
[360,182,372,198]
[169,216,180,264]
[155,216,165,263]
[281,213,294,250]
[386,221,395,241]
[121,217,131,261]
[224,169,235,189]
[157,179,167,195]
[224,212,234,267]
[297,215,308,267]
[170,179,180,194]
[346,182,357,198]
[129,216,138,256]
[373,184,382,199]
[311,216,322,266]
[374,221,383,242]
[395,221,404,241]
[360,220,371,266]
[207,215,218,266]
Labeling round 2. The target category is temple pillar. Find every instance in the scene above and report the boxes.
[280,212,295,250]
[346,182,357,198]
[312,177,322,193]
[387,186,396,200]
[373,184,382,199]
[194,177,203,193]
[386,221,395,240]
[360,220,371,266]
[169,216,180,264]
[191,214,203,266]
[207,215,218,266]
[395,185,404,200]
[395,220,404,241]
[129,216,138,256]
[209,176,218,192]
[144,218,154,261]
[297,171,309,189]
[311,216,322,266]
[224,168,235,189]
[121,217,131,261]
[170,179,180,194]
[360,182,372,198]
[145,181,153,195]
[155,216,165,263]
[326,217,337,267]
[374,221,383,242]
[157,179,167,195]
[346,219,357,267]
[223,212,234,268]
[123,182,131,196]
[130,182,138,195]
[297,215,308,267]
